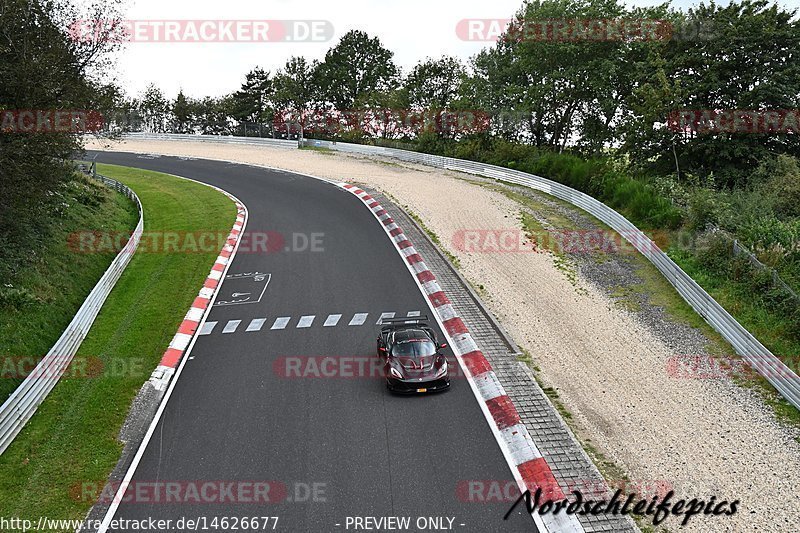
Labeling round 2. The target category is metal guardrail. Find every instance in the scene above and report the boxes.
[0,171,143,455]
[732,238,799,301]
[107,130,800,408]
[301,138,800,410]
[123,132,297,148]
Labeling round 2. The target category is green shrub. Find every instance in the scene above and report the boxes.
[0,286,40,309]
[687,188,724,232]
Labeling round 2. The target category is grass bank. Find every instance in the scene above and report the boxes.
[0,173,139,403]
[0,163,235,524]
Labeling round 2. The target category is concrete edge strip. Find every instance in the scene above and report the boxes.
[339,183,584,533]
[97,176,248,532]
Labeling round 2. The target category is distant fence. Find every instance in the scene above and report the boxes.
[104,131,800,409]
[0,169,143,455]
[301,137,800,410]
[732,238,799,301]
[123,132,297,148]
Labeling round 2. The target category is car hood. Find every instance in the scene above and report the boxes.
[391,355,445,378]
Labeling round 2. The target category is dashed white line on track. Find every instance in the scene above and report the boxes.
[199,321,217,335]
[246,318,266,332]
[349,313,368,326]
[222,320,241,333]
[324,314,342,327]
[377,312,396,324]
[297,315,315,328]
[197,311,422,335]
[271,317,290,330]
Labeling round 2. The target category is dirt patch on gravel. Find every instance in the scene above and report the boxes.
[86,138,800,532]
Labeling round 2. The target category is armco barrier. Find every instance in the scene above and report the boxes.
[300,138,800,410]
[0,172,143,455]
[113,131,800,409]
[123,132,297,149]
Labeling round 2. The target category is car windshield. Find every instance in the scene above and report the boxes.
[392,339,437,357]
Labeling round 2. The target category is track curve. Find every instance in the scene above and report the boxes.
[89,152,535,532]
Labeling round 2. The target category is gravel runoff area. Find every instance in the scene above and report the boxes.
[86,139,800,532]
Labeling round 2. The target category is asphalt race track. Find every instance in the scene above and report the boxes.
[89,151,536,532]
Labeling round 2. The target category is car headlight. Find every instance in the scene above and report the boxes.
[389,366,403,379]
[435,360,448,377]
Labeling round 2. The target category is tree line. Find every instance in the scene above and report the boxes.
[110,0,799,189]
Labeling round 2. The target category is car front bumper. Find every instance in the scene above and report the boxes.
[386,376,450,394]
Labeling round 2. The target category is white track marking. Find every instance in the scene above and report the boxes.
[222,320,241,334]
[246,318,266,332]
[98,174,248,533]
[376,312,395,324]
[198,321,217,335]
[323,314,342,327]
[349,313,368,326]
[271,317,290,330]
[406,310,421,323]
[340,184,576,533]
[297,315,315,328]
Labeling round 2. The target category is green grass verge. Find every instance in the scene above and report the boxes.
[299,145,335,155]
[0,163,235,524]
[669,248,800,428]
[0,173,139,404]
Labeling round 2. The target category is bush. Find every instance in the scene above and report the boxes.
[0,286,40,310]
[755,155,800,219]
[687,188,724,232]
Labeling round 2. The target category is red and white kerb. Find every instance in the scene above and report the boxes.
[148,192,247,391]
[339,183,584,533]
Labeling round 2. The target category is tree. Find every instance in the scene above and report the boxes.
[192,96,235,135]
[231,67,272,136]
[405,56,465,110]
[658,0,800,186]
[468,0,665,152]
[404,56,467,139]
[138,83,169,133]
[173,89,192,133]
[314,30,399,111]
[272,56,318,138]
[0,0,124,273]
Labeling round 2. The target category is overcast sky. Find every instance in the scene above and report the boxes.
[92,0,799,100]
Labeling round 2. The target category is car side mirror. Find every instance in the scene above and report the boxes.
[379,347,387,353]
[440,343,448,349]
